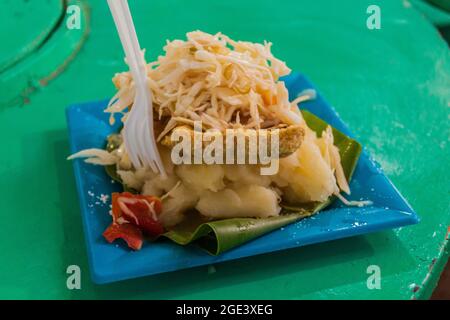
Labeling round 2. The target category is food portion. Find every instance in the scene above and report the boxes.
[69,31,359,250]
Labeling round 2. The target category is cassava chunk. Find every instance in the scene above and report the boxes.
[196,184,280,218]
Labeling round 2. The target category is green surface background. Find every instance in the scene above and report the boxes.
[0,0,449,299]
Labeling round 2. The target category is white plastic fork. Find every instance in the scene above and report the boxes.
[107,0,166,177]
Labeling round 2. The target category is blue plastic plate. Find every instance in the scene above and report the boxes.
[66,73,419,284]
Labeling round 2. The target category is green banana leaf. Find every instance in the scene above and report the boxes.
[105,110,362,255]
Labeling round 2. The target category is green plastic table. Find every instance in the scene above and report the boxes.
[0,0,448,299]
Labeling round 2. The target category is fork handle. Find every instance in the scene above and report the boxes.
[116,0,148,83]
[107,0,145,87]
[107,0,167,177]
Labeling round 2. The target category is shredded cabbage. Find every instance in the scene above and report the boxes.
[105,30,306,136]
